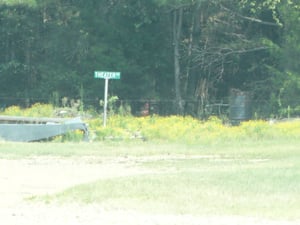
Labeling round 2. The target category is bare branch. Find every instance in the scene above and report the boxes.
[220,4,280,27]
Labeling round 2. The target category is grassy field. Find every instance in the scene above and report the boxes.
[1,140,299,221]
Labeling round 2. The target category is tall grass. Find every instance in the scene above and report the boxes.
[90,115,300,144]
[2,103,54,117]
[2,104,300,143]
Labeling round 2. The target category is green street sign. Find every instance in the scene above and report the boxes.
[94,70,121,127]
[94,71,121,79]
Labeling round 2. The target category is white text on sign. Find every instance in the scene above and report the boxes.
[94,71,121,79]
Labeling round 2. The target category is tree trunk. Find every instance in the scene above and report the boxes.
[195,78,209,117]
[173,8,184,115]
[183,8,195,100]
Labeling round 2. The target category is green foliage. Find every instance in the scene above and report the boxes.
[88,115,300,144]
[0,0,300,118]
[2,103,300,143]
[53,130,85,143]
[0,0,36,6]
[3,103,54,117]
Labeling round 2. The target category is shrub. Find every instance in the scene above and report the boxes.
[2,103,300,143]
[3,103,54,117]
[88,115,300,144]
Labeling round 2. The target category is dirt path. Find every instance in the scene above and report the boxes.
[0,157,298,225]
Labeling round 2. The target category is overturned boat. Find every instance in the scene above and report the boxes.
[0,115,88,142]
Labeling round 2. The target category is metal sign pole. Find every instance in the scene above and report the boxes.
[94,71,121,127]
[103,78,109,127]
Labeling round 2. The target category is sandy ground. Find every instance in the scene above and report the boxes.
[0,156,299,225]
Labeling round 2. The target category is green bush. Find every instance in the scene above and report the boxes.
[88,115,300,144]
[3,103,54,117]
[2,103,300,143]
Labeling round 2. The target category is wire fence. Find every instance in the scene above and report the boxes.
[1,96,300,119]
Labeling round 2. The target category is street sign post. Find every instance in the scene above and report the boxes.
[94,71,121,127]
[94,71,121,80]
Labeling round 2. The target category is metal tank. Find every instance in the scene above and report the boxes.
[229,89,252,124]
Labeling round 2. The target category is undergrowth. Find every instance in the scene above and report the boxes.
[2,104,300,143]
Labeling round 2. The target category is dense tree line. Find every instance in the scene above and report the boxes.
[0,0,300,118]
